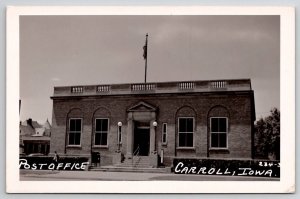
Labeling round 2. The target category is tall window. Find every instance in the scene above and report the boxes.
[162,123,167,144]
[68,118,82,146]
[210,117,228,148]
[95,118,109,146]
[178,117,194,147]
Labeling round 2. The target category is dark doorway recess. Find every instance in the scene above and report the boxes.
[134,122,150,156]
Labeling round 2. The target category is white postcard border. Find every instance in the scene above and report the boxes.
[6,6,295,193]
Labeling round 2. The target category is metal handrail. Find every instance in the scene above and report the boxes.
[132,145,140,167]
[133,145,140,156]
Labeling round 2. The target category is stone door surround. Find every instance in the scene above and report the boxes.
[126,101,157,158]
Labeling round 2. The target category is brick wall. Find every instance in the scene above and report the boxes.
[51,91,254,166]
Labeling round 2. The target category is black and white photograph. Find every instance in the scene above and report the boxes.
[6,6,295,193]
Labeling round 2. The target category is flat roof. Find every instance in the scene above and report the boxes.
[51,79,253,98]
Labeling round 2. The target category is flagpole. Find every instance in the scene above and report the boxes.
[144,55,147,83]
[144,33,148,83]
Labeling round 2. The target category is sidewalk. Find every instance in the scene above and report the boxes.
[20,170,280,181]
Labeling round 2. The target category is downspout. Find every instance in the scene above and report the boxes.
[64,116,67,154]
[90,117,94,163]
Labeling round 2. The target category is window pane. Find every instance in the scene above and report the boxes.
[70,119,76,131]
[219,133,227,147]
[179,133,193,147]
[96,119,108,131]
[211,118,218,132]
[179,133,186,147]
[186,133,193,147]
[95,133,101,145]
[96,119,101,131]
[162,134,166,143]
[179,118,186,132]
[75,119,81,131]
[102,119,108,131]
[100,133,108,145]
[186,118,193,132]
[95,132,107,146]
[219,118,227,132]
[163,124,167,133]
[211,118,227,132]
[75,133,81,145]
[211,133,219,147]
[179,118,194,132]
[69,133,75,145]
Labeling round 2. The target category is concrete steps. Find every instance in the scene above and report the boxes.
[116,156,152,168]
[89,156,171,173]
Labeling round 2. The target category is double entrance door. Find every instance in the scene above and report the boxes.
[133,121,150,156]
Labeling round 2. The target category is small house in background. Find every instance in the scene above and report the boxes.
[19,118,51,155]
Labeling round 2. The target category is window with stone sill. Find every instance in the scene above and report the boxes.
[210,117,228,149]
[178,117,194,147]
[94,118,109,146]
[68,118,82,146]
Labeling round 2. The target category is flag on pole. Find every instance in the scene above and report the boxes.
[143,33,148,60]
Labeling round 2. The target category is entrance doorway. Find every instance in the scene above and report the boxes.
[133,122,150,156]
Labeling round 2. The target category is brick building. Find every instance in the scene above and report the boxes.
[50,79,255,167]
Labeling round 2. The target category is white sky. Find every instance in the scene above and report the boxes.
[19,15,280,123]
